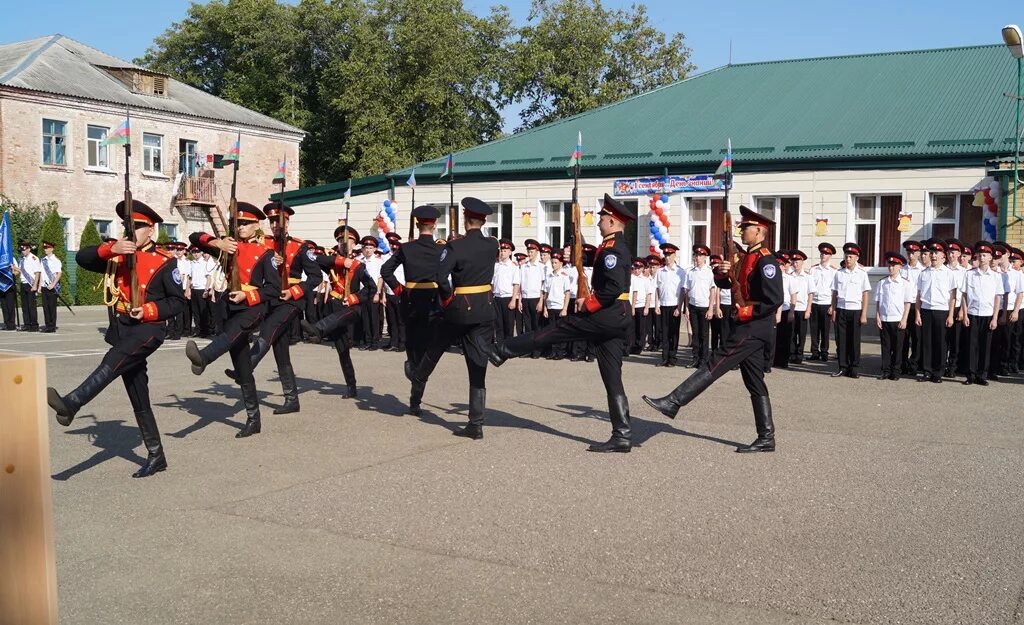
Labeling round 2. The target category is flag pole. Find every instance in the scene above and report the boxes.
[449,158,456,237]
[408,182,416,241]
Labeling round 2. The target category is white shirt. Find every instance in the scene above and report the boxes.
[630,273,649,309]
[520,260,546,299]
[719,287,732,306]
[874,275,914,322]
[685,265,715,307]
[189,256,216,290]
[947,265,966,308]
[544,270,570,310]
[385,264,405,296]
[1002,268,1023,311]
[565,266,579,299]
[18,253,41,285]
[492,259,520,297]
[655,265,686,307]
[40,255,62,289]
[916,266,956,311]
[900,262,924,299]
[176,257,192,287]
[809,263,837,305]
[962,267,1002,317]
[781,272,793,311]
[789,271,811,312]
[832,266,871,310]
[361,254,383,282]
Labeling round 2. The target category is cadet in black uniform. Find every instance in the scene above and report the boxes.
[301,226,377,398]
[185,203,280,438]
[406,197,499,439]
[488,194,635,453]
[224,202,322,415]
[643,205,783,453]
[381,205,444,415]
[47,200,186,478]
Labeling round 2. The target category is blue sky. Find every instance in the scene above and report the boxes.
[2,0,1020,131]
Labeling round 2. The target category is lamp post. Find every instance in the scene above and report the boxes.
[1003,24,1023,226]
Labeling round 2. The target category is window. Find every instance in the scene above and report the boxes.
[484,202,512,240]
[852,194,902,267]
[419,203,452,241]
[161,223,178,242]
[143,133,163,173]
[752,196,799,250]
[539,200,568,248]
[95,219,113,239]
[929,193,978,242]
[688,198,710,251]
[61,217,71,247]
[87,125,110,169]
[179,139,198,176]
[42,119,67,166]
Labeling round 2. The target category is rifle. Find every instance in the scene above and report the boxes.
[224,134,241,292]
[722,209,749,308]
[570,188,590,301]
[121,109,140,308]
[276,155,287,284]
[342,197,352,300]
[448,204,460,239]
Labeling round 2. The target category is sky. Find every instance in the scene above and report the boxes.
[1,0,1021,131]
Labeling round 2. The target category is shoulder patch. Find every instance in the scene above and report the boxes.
[758,248,771,257]
[171,267,182,285]
[440,249,448,263]
[271,256,280,269]
[604,254,617,270]
[763,263,777,279]
[306,249,316,262]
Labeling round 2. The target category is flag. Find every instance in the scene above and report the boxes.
[406,169,417,188]
[440,154,453,179]
[223,137,241,163]
[100,119,130,146]
[568,131,582,169]
[0,211,13,292]
[343,179,352,201]
[272,159,286,184]
[714,139,732,180]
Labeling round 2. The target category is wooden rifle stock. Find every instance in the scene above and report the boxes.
[571,201,591,300]
[226,158,241,292]
[120,132,140,308]
[722,210,748,308]
[343,200,352,300]
[448,204,459,238]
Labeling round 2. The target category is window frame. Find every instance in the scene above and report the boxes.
[161,223,179,242]
[847,192,906,270]
[95,219,113,240]
[926,191,977,241]
[86,124,111,170]
[142,132,163,174]
[483,201,513,240]
[536,199,570,249]
[61,217,72,249]
[41,118,69,167]
[684,196,712,256]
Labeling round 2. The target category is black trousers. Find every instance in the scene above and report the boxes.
[1004,313,1022,370]
[773,312,793,367]
[0,286,15,329]
[648,306,660,349]
[878,320,905,375]
[322,301,363,387]
[632,308,650,353]
[493,296,515,341]
[385,294,405,348]
[808,303,831,358]
[711,304,735,351]
[253,302,300,369]
[180,294,192,337]
[415,320,493,392]
[41,287,58,330]
[945,305,962,372]
[204,306,265,386]
[360,297,381,346]
[902,303,922,373]
[919,308,950,376]
[834,308,862,370]
[521,298,541,354]
[991,312,1009,376]
[190,290,211,336]
[659,306,682,363]
[791,310,808,360]
[404,310,439,368]
[967,314,994,377]
[689,305,710,366]
[20,284,38,328]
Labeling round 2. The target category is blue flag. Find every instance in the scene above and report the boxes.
[0,211,13,292]
[406,169,416,188]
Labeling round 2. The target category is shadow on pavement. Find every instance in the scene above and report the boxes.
[52,416,147,480]
[155,383,257,438]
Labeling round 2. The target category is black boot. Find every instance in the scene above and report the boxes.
[48,363,117,426]
[273,363,300,414]
[408,380,425,416]
[588,394,631,452]
[236,381,262,438]
[404,360,425,384]
[485,334,536,368]
[186,335,231,375]
[131,409,167,478]
[339,349,358,398]
[736,395,776,453]
[642,367,714,420]
[302,314,343,341]
[249,336,271,369]
[454,387,485,439]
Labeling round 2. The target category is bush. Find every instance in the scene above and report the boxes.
[37,208,70,300]
[76,218,105,305]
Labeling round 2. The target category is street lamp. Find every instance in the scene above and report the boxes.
[1003,24,1023,224]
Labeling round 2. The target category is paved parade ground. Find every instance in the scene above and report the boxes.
[4,307,1024,625]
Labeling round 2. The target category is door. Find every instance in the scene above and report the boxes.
[179,140,198,176]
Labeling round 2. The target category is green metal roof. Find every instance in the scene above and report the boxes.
[282,43,1019,205]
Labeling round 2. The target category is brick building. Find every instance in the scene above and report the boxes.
[0,34,303,248]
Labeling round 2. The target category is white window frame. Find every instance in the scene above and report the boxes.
[536,199,569,249]
[684,196,712,258]
[751,194,802,250]
[86,124,111,170]
[143,133,163,174]
[927,191,969,240]
[41,118,69,167]
[420,202,451,241]
[847,192,906,271]
[483,201,512,240]
[61,217,73,249]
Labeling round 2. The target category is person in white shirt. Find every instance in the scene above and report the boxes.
[519,239,546,353]
[808,242,837,361]
[654,243,686,366]
[491,238,521,342]
[173,242,193,340]
[991,244,1024,378]
[899,239,925,375]
[1003,247,1024,374]
[643,257,660,351]
[13,240,42,331]
[829,242,871,378]
[38,241,63,333]
[710,254,732,350]
[540,252,571,359]
[960,241,1002,385]
[189,248,216,337]
[787,249,812,363]
[874,253,914,380]
[942,238,967,377]
[772,252,794,368]
[629,259,651,354]
[685,244,716,368]
[915,239,957,383]
[358,236,384,349]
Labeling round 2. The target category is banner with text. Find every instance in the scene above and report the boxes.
[613,174,725,197]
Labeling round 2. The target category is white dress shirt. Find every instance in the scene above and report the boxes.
[177,257,192,288]
[520,260,546,299]
[656,265,686,307]
[685,265,715,307]
[565,266,579,300]
[809,263,837,305]
[947,265,966,308]
[544,270,570,310]
[630,273,649,309]
[916,266,956,311]
[780,272,793,311]
[962,267,1002,317]
[1002,268,1023,311]
[832,266,871,310]
[189,256,216,290]
[385,264,405,296]
[361,254,383,282]
[900,262,924,299]
[492,259,520,297]
[41,255,62,289]
[18,253,41,285]
[789,271,811,312]
[874,275,914,322]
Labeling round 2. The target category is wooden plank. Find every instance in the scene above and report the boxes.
[0,353,58,625]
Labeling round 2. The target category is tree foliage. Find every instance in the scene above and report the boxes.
[1,195,48,254]
[76,218,105,305]
[38,208,71,299]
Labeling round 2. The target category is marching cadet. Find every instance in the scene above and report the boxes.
[406,197,499,439]
[772,252,793,368]
[654,242,685,367]
[519,239,545,352]
[961,242,1001,385]
[48,200,186,478]
[829,243,871,378]
[302,226,377,399]
[14,240,41,331]
[381,205,444,415]
[874,252,913,380]
[492,238,520,342]
[787,250,812,363]
[900,240,925,375]
[185,203,280,438]
[489,194,635,452]
[914,240,957,383]
[383,233,406,352]
[541,251,571,359]
[685,244,716,368]
[643,206,783,453]
[223,203,322,414]
[629,259,651,355]
[39,241,62,333]
[808,242,837,361]
[943,239,966,377]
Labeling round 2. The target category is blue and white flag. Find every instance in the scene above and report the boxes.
[0,211,13,292]
[406,169,417,188]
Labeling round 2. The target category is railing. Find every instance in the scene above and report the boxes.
[175,175,217,206]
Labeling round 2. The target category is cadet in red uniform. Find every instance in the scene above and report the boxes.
[643,205,784,453]
[185,203,280,438]
[47,200,186,478]
[224,203,321,415]
[301,226,377,398]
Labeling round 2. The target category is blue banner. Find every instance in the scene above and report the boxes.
[613,174,726,197]
[0,211,12,292]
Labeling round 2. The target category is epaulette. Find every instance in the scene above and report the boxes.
[759,248,771,257]
[290,236,305,243]
[436,239,446,245]
[154,247,173,259]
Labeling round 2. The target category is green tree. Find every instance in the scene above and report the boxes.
[76,218,105,305]
[157,228,171,245]
[1,195,46,253]
[504,0,695,130]
[37,208,71,302]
